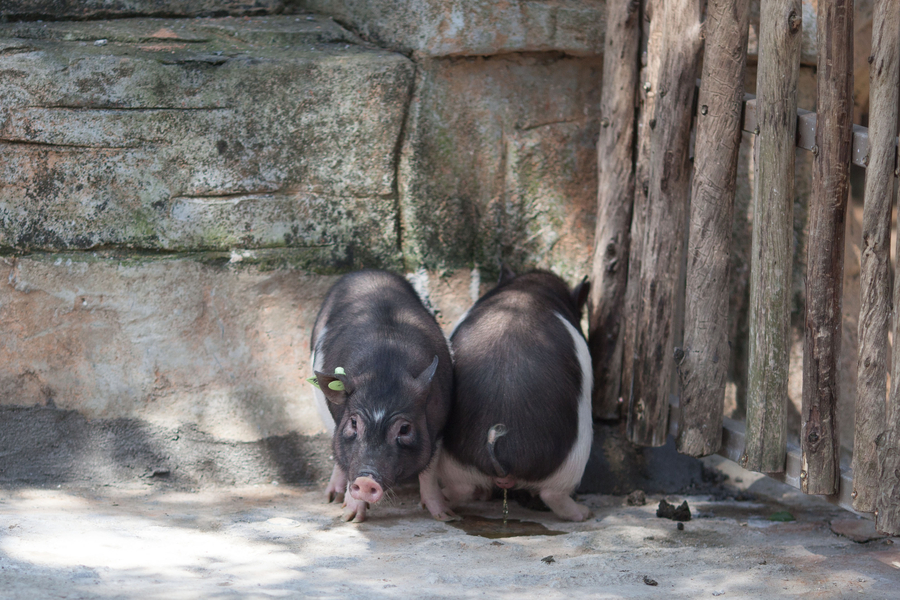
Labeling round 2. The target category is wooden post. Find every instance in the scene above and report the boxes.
[877,2,900,536]
[742,0,802,473]
[801,0,854,496]
[627,0,703,447]
[676,0,750,457]
[588,0,641,420]
[855,0,899,515]
[621,0,663,423]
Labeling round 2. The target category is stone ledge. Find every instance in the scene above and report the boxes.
[298,0,606,57]
[1,1,287,21]
[0,16,412,265]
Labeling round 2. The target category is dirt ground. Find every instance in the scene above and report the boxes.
[0,457,897,599]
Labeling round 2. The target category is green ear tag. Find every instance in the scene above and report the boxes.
[334,367,345,375]
[328,380,345,391]
[306,376,320,389]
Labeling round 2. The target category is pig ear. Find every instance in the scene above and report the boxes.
[571,276,590,314]
[411,355,439,399]
[314,370,353,405]
[497,264,516,286]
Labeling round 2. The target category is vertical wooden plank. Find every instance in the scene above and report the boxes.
[855,0,899,514]
[627,0,703,447]
[676,0,751,457]
[621,0,663,421]
[742,0,802,473]
[801,0,854,496]
[878,3,900,536]
[588,0,641,420]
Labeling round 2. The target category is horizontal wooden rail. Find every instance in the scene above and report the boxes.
[741,95,898,170]
[669,410,859,514]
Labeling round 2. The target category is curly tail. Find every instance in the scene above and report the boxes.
[487,424,509,477]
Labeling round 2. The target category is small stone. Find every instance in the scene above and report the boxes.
[677,522,684,531]
[712,591,725,596]
[657,499,691,521]
[643,576,658,586]
[541,555,555,564]
[94,39,108,46]
[627,490,647,506]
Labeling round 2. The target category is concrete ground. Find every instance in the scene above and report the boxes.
[0,457,897,599]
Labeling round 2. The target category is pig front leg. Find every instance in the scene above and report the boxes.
[539,488,591,522]
[342,482,369,522]
[419,450,460,522]
[325,464,347,503]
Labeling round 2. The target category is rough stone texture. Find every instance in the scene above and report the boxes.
[0,16,411,271]
[5,479,898,600]
[297,0,606,57]
[1,1,286,21]
[0,254,489,438]
[399,54,601,279]
[0,253,337,440]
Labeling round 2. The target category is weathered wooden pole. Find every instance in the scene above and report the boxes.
[742,0,802,473]
[855,0,899,515]
[627,0,703,447]
[801,0,854,496]
[877,2,900,536]
[621,0,663,422]
[588,0,642,420]
[676,0,750,457]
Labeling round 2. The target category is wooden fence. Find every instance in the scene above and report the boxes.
[589,0,900,534]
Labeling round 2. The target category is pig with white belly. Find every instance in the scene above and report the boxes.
[309,270,457,523]
[440,270,593,521]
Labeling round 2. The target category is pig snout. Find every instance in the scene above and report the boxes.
[494,476,517,489]
[349,474,383,504]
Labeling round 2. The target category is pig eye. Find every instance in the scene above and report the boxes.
[395,421,414,447]
[342,416,359,439]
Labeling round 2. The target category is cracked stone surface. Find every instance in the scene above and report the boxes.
[0,15,412,269]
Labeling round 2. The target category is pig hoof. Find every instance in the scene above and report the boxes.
[327,491,345,504]
[539,491,592,522]
[342,497,369,522]
[565,503,592,523]
[432,510,462,522]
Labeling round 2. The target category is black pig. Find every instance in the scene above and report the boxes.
[309,270,456,522]
[440,269,593,521]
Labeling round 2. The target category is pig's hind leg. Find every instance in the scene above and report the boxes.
[538,488,591,522]
[537,315,594,523]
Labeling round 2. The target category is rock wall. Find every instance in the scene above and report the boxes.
[1,0,876,468]
[0,3,606,447]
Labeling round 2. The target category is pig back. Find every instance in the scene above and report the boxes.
[311,270,453,441]
[445,278,583,482]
